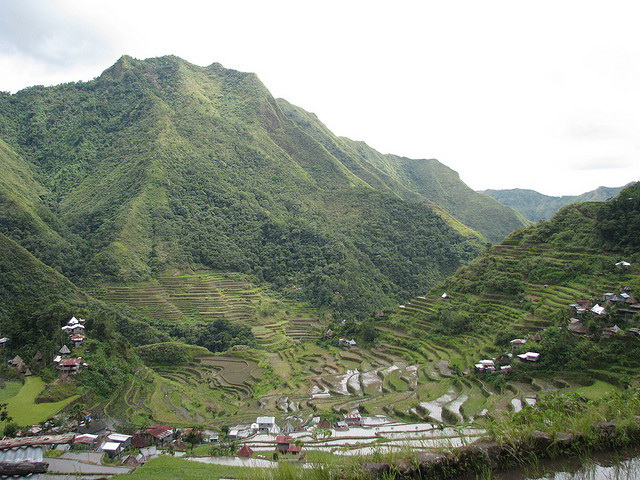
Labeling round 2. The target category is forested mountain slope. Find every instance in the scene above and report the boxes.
[482,185,627,222]
[279,99,528,242]
[0,55,524,319]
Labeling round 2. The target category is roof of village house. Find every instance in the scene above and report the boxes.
[568,319,588,334]
[288,443,302,453]
[59,345,71,354]
[73,434,99,445]
[275,435,292,444]
[58,358,82,367]
[317,419,331,429]
[0,434,75,450]
[131,434,150,448]
[10,355,23,365]
[108,434,132,443]
[101,441,121,452]
[144,424,173,439]
[238,445,253,457]
[256,416,275,424]
[517,352,541,361]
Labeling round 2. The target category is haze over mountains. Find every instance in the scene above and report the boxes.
[482,185,629,222]
[0,55,528,319]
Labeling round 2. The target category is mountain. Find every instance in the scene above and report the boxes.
[376,182,640,420]
[0,55,526,319]
[481,185,628,222]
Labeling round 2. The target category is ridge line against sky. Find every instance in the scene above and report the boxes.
[1,0,639,196]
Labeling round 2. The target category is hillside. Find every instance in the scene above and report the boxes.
[0,55,528,321]
[482,184,627,222]
[278,99,528,242]
[83,184,640,428]
[375,182,640,421]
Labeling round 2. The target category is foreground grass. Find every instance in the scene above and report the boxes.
[113,456,261,480]
[112,455,341,480]
[5,376,79,425]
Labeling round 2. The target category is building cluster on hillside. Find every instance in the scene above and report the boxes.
[54,316,88,375]
[6,315,91,379]
[474,333,542,374]
[568,281,639,338]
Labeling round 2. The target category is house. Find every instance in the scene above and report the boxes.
[73,434,99,449]
[57,357,85,374]
[144,425,174,444]
[9,355,23,367]
[62,324,85,335]
[275,435,301,454]
[59,345,71,355]
[441,293,449,299]
[615,261,631,267]
[131,434,150,449]
[510,339,527,347]
[475,359,496,373]
[255,416,279,434]
[567,318,588,335]
[628,328,640,336]
[282,421,296,434]
[601,325,622,337]
[69,334,85,348]
[620,293,637,304]
[101,441,123,457]
[344,412,361,426]
[316,419,331,430]
[238,444,254,457]
[591,304,606,315]
[107,433,132,449]
[275,435,292,453]
[517,352,541,362]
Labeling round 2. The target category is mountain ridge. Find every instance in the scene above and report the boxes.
[481,184,629,222]
[0,54,528,319]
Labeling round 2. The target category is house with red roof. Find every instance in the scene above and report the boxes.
[238,444,254,457]
[144,424,174,445]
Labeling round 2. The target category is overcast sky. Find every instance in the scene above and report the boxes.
[1,0,639,196]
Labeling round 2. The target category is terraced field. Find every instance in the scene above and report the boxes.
[96,271,325,351]
[374,238,640,426]
[97,236,639,430]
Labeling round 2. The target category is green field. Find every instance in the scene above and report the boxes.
[5,377,79,426]
[113,455,262,480]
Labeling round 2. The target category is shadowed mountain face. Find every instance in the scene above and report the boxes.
[481,185,629,222]
[0,55,525,318]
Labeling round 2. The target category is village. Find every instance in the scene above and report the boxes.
[1,268,638,477]
[472,273,639,377]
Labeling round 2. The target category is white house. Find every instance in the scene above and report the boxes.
[255,416,280,434]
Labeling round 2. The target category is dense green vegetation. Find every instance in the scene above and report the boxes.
[482,184,626,222]
[0,54,526,323]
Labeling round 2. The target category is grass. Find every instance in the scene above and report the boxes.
[0,380,22,402]
[5,376,79,426]
[112,455,262,479]
[573,380,620,400]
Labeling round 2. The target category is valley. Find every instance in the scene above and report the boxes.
[0,55,638,479]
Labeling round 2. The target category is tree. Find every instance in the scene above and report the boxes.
[184,428,204,454]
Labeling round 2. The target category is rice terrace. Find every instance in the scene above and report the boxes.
[0,48,639,480]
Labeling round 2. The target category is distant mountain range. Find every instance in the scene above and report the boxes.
[481,185,629,222]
